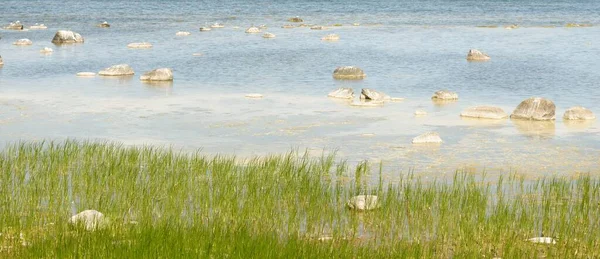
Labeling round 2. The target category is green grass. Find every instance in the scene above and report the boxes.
[1,140,599,258]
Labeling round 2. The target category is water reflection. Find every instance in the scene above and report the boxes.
[431,99,458,107]
[512,120,556,139]
[563,120,595,131]
[460,116,507,128]
[100,75,134,85]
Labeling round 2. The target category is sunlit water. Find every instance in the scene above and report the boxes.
[1,0,599,177]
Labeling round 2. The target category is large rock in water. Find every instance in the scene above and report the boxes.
[412,132,443,144]
[563,106,595,120]
[98,64,135,76]
[332,66,365,80]
[431,90,458,100]
[68,210,109,231]
[347,195,379,211]
[360,88,391,101]
[327,87,354,99]
[466,49,490,61]
[52,30,84,44]
[460,106,508,119]
[140,68,173,81]
[510,97,555,121]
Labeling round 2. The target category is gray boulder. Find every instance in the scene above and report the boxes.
[52,30,84,44]
[360,88,391,101]
[140,68,173,81]
[466,49,490,61]
[332,66,365,80]
[347,195,379,211]
[327,87,354,99]
[412,132,443,144]
[98,64,135,76]
[431,90,458,100]
[68,210,109,231]
[460,106,508,119]
[563,106,595,120]
[510,97,555,121]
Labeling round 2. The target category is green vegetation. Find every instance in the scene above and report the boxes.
[1,141,599,258]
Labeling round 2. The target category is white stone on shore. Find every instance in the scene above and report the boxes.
[327,87,354,99]
[40,47,54,54]
[431,90,458,100]
[466,49,491,61]
[460,106,508,119]
[127,42,153,48]
[98,64,135,76]
[510,97,555,121]
[412,132,443,144]
[140,68,173,81]
[333,66,365,80]
[245,93,264,99]
[360,88,391,102]
[76,72,96,77]
[321,34,340,41]
[68,210,109,231]
[52,30,84,44]
[526,237,556,245]
[415,110,427,116]
[245,26,261,33]
[262,32,276,38]
[13,39,33,46]
[563,106,595,120]
[30,23,47,29]
[176,31,191,36]
[347,195,379,211]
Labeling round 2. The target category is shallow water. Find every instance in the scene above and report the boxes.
[0,0,599,176]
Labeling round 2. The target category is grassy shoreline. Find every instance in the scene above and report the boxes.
[1,140,599,257]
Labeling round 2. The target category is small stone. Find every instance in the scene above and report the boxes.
[176,31,191,36]
[192,53,204,56]
[127,42,152,48]
[29,23,47,29]
[13,39,33,46]
[199,27,211,32]
[281,24,295,29]
[563,106,595,120]
[431,90,458,100]
[262,32,276,38]
[310,26,325,30]
[76,72,96,77]
[460,106,508,119]
[327,87,354,99]
[288,17,303,23]
[505,24,519,30]
[0,56,4,66]
[466,49,491,61]
[347,195,379,211]
[390,97,405,102]
[332,66,365,80]
[352,23,360,26]
[97,21,110,28]
[210,23,224,28]
[51,30,84,44]
[245,94,263,98]
[245,26,261,33]
[40,47,53,54]
[412,132,443,144]
[510,97,555,121]
[140,68,173,81]
[321,34,340,41]
[414,110,427,116]
[98,64,135,76]
[360,88,391,102]
[68,210,109,231]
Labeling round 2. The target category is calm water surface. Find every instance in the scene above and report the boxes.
[1,0,599,177]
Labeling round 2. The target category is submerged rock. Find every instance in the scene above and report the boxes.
[13,39,33,46]
[5,21,24,30]
[210,23,225,28]
[98,64,135,76]
[30,23,47,29]
[76,72,96,77]
[431,90,458,100]
[97,21,110,28]
[199,27,211,32]
[310,26,325,30]
[466,49,490,61]
[245,26,261,33]
[360,88,391,102]
[412,132,443,144]
[288,17,304,23]
[68,210,109,231]
[176,31,191,36]
[140,68,173,81]
[510,97,555,121]
[347,195,379,211]
[460,106,508,119]
[40,47,54,54]
[281,24,295,29]
[563,106,595,120]
[262,32,276,38]
[327,87,354,99]
[321,34,340,41]
[127,42,153,48]
[52,30,84,44]
[332,66,365,80]
[245,93,264,99]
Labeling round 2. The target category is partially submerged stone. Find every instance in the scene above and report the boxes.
[245,93,263,99]
[360,88,391,102]
[40,47,54,54]
[352,23,360,26]
[140,68,173,81]
[176,31,191,36]
[127,42,153,49]
[281,24,295,29]
[5,21,23,30]
[210,23,224,28]
[505,24,519,30]
[76,72,96,77]
[414,110,427,116]
[29,23,47,29]
[68,210,109,231]
[97,21,110,28]
[0,56,4,66]
[13,39,33,46]
[347,195,379,211]
[327,87,354,99]
[288,17,304,23]
[52,30,84,44]
[262,32,276,38]
[199,27,211,32]
[431,90,458,100]
[510,97,555,121]
[466,49,490,61]
[412,132,443,144]
[563,106,595,120]
[566,23,592,28]
[332,66,365,80]
[245,26,261,33]
[310,26,325,30]
[321,34,340,41]
[192,53,204,56]
[460,106,508,119]
[98,64,135,76]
